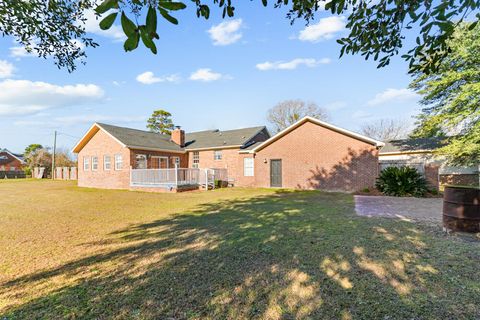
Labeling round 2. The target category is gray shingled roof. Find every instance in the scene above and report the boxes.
[184,127,267,150]
[97,123,184,152]
[97,123,267,151]
[380,137,446,154]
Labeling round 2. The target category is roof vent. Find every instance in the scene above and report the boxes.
[212,129,219,133]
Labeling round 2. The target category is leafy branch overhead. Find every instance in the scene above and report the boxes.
[1,0,480,73]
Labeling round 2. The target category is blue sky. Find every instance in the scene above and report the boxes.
[0,2,421,153]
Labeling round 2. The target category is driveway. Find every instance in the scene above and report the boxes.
[354,195,443,223]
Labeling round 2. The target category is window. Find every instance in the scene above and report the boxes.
[192,151,200,168]
[214,150,222,160]
[135,154,147,169]
[104,155,111,170]
[244,158,254,176]
[92,156,98,171]
[115,154,123,170]
[10,166,16,171]
[83,157,90,171]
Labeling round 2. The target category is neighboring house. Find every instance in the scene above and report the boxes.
[379,137,479,189]
[0,149,25,171]
[72,117,384,192]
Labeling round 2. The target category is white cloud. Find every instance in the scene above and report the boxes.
[0,60,14,78]
[0,79,104,116]
[298,16,346,42]
[9,46,34,58]
[256,58,331,71]
[189,68,228,82]
[208,19,243,46]
[136,71,180,84]
[83,10,125,41]
[367,88,418,106]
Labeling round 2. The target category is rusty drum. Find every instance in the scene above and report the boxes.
[443,185,480,233]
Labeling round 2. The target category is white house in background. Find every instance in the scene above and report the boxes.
[379,137,479,189]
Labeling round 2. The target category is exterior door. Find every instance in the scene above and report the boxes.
[270,159,282,187]
[151,156,169,169]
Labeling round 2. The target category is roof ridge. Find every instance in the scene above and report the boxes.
[97,123,172,137]
[186,125,265,135]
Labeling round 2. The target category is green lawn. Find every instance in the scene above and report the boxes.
[0,180,479,319]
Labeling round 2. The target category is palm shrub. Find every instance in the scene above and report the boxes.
[376,166,429,197]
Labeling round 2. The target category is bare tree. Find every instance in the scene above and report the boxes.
[361,118,410,142]
[267,100,329,133]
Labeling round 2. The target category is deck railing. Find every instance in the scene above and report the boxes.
[130,167,228,189]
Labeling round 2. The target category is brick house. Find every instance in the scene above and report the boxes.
[0,149,25,171]
[72,117,383,192]
[379,137,479,189]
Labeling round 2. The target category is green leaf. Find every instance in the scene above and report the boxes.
[146,6,157,35]
[95,0,118,14]
[121,11,137,37]
[159,8,178,25]
[140,28,157,54]
[124,33,139,51]
[158,1,186,10]
[99,12,118,30]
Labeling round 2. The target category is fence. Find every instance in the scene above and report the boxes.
[130,167,228,190]
[0,171,26,179]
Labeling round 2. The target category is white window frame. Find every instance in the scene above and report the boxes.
[135,154,147,169]
[214,150,222,160]
[114,154,123,171]
[104,155,111,171]
[91,156,98,171]
[244,157,254,177]
[192,151,200,168]
[83,156,90,171]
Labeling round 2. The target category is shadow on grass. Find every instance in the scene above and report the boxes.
[1,190,479,319]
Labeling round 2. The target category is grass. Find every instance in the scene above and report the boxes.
[0,180,479,319]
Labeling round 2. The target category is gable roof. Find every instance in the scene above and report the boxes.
[380,137,446,154]
[250,116,384,153]
[0,148,25,163]
[185,126,267,150]
[72,123,269,153]
[72,123,185,153]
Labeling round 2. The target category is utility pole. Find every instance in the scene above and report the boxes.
[52,130,57,180]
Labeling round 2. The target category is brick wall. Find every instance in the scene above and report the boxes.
[0,152,23,171]
[253,121,379,191]
[187,147,241,181]
[425,164,440,189]
[77,129,131,189]
[440,174,479,187]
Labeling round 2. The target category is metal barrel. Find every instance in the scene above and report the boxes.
[443,186,480,233]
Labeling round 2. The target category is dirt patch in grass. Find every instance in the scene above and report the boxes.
[0,180,479,319]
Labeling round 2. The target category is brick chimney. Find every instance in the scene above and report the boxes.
[171,126,185,147]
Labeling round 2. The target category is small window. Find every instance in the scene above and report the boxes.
[10,166,16,171]
[135,154,147,169]
[192,151,200,168]
[83,157,90,171]
[244,158,254,176]
[92,156,98,171]
[214,150,222,160]
[115,154,123,170]
[104,155,111,170]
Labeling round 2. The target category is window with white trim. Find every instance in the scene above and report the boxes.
[104,155,111,170]
[244,158,254,176]
[214,150,222,160]
[135,154,147,169]
[10,166,16,171]
[83,157,90,171]
[114,154,123,170]
[192,151,199,168]
[92,156,98,171]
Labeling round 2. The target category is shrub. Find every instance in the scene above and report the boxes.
[376,166,428,197]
